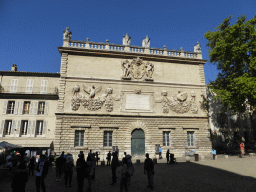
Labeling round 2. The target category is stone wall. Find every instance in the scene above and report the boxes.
[54,114,212,160]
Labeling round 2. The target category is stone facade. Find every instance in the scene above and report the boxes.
[55,28,211,160]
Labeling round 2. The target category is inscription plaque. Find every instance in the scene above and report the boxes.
[125,94,150,110]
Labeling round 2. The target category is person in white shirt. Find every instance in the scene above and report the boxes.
[35,155,49,192]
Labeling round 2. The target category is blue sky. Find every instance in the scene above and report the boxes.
[0,0,255,84]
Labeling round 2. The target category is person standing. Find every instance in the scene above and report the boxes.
[159,146,162,159]
[56,152,66,181]
[212,149,216,160]
[119,157,129,192]
[86,155,93,192]
[28,156,35,176]
[144,153,154,189]
[64,156,74,187]
[11,162,28,192]
[110,151,119,186]
[240,142,245,158]
[107,151,112,166]
[76,153,86,192]
[35,155,49,192]
[166,149,170,164]
[95,151,99,167]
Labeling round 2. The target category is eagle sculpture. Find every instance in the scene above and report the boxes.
[83,85,102,98]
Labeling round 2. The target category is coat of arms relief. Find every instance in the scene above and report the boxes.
[71,85,120,112]
[155,90,198,114]
[122,57,154,81]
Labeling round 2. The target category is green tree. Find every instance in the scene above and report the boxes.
[204,15,256,114]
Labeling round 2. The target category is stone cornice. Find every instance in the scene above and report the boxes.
[58,47,207,65]
[0,71,60,77]
[55,112,209,119]
[65,77,207,88]
[0,93,59,100]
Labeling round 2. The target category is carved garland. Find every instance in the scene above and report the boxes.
[155,91,198,114]
[71,86,120,112]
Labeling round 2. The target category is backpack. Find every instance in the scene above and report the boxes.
[125,162,134,177]
[65,161,73,172]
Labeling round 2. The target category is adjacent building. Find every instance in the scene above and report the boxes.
[0,65,59,154]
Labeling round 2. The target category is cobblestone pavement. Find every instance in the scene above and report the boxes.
[1,155,256,192]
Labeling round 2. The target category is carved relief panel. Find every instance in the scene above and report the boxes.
[121,57,154,81]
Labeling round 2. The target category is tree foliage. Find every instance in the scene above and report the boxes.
[204,15,256,114]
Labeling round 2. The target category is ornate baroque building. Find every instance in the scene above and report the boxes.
[0,28,212,159]
[55,28,211,160]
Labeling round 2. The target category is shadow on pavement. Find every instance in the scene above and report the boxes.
[1,162,256,192]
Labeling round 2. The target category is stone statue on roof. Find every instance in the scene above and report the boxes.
[63,27,72,41]
[123,34,131,46]
[194,42,201,52]
[142,35,150,48]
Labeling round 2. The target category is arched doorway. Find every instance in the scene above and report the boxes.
[131,129,145,156]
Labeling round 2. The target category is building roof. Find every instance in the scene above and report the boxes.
[0,71,60,77]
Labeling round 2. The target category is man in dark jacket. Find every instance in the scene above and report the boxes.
[107,151,112,166]
[144,153,154,189]
[35,155,49,192]
[110,151,119,185]
[11,162,28,192]
[166,149,170,164]
[76,153,86,192]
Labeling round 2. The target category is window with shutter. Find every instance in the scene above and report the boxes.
[26,79,34,94]
[21,120,28,135]
[10,79,18,93]
[7,101,15,114]
[4,120,12,136]
[23,101,31,114]
[38,102,45,115]
[40,80,48,94]
[36,121,44,136]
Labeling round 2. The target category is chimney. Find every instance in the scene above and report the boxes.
[11,64,17,72]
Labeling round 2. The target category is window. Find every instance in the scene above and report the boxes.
[10,79,18,93]
[104,131,112,147]
[4,120,12,136]
[25,79,34,94]
[75,130,84,147]
[38,102,45,115]
[21,120,28,135]
[36,121,44,135]
[163,131,170,146]
[7,101,15,114]
[40,80,48,94]
[23,101,31,114]
[187,131,194,146]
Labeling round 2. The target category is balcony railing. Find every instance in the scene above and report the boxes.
[67,40,202,59]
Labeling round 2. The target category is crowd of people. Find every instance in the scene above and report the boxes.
[8,150,157,192]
